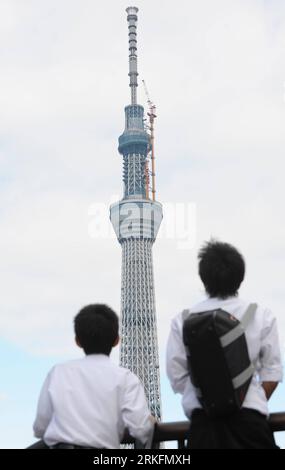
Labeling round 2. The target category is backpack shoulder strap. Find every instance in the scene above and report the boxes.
[220,303,257,348]
[240,303,258,329]
[182,309,191,322]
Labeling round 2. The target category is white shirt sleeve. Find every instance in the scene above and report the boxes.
[121,371,154,445]
[33,369,54,438]
[166,314,189,395]
[259,309,283,383]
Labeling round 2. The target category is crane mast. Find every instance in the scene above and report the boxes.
[142,79,157,201]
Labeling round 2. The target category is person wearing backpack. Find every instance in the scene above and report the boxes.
[166,240,283,449]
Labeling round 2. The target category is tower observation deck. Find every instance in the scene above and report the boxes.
[110,7,163,419]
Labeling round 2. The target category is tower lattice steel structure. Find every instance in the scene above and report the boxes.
[110,7,163,419]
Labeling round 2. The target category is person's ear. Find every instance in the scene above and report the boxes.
[113,335,120,348]
[75,336,82,348]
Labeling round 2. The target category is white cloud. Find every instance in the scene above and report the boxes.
[0,0,285,363]
[0,393,8,401]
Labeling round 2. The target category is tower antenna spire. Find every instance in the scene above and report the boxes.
[126,6,139,104]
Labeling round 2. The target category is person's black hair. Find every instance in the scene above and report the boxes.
[198,240,245,299]
[74,304,119,355]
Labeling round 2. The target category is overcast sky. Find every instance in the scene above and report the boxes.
[0,0,285,448]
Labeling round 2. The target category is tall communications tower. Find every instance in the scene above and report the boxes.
[110,7,163,419]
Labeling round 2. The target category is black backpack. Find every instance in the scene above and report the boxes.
[182,304,257,418]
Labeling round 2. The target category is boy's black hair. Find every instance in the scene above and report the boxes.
[198,240,245,299]
[74,304,119,355]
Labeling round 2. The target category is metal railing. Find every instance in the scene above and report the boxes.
[124,412,285,448]
[28,412,285,449]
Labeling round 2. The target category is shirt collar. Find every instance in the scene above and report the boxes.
[191,295,240,312]
[84,354,110,361]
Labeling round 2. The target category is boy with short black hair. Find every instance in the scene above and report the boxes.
[33,304,153,449]
[167,240,283,449]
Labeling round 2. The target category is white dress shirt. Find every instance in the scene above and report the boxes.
[33,354,153,448]
[166,296,283,419]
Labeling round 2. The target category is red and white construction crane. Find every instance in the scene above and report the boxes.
[142,79,157,201]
